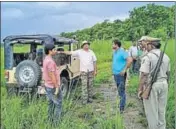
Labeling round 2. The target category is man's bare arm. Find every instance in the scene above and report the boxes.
[127,57,133,68]
[94,61,97,70]
[138,72,149,92]
[93,61,97,75]
[120,57,133,76]
[60,51,80,57]
[58,51,72,55]
[124,57,133,72]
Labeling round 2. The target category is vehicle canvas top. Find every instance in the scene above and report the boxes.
[3,34,78,45]
[3,34,78,69]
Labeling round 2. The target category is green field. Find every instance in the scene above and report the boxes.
[1,39,175,129]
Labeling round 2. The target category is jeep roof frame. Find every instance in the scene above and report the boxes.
[3,34,78,70]
[3,34,78,45]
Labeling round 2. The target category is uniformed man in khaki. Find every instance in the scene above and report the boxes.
[137,36,170,129]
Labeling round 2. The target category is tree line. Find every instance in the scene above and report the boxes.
[60,3,175,42]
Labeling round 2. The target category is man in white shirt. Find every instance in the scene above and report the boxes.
[129,41,138,74]
[64,41,97,104]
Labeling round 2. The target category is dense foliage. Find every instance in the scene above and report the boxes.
[60,4,175,42]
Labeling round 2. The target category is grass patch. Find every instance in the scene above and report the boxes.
[1,39,175,129]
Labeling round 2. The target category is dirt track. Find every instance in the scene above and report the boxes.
[92,78,147,129]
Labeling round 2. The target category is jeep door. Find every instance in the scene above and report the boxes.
[69,43,80,77]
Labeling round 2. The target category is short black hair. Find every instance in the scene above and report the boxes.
[44,48,51,55]
[113,39,121,47]
[44,44,55,55]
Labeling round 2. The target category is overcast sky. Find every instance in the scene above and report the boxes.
[1,1,174,40]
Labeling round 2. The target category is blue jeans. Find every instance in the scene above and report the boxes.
[45,87,62,124]
[114,74,126,111]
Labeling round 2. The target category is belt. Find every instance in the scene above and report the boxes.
[81,71,94,73]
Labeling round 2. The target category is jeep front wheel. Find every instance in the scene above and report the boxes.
[60,77,69,98]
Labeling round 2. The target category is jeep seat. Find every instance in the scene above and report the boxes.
[57,48,64,52]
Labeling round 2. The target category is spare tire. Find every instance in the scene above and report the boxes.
[15,60,41,88]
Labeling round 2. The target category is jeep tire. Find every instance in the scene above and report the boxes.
[15,60,41,88]
[60,77,69,98]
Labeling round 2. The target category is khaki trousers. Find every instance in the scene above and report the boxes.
[143,80,168,129]
[80,72,94,103]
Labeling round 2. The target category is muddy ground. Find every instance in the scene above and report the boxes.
[91,78,147,129]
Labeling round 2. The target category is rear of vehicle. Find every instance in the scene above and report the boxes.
[3,35,81,97]
[4,37,43,95]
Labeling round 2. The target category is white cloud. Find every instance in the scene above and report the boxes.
[37,2,71,8]
[2,8,24,19]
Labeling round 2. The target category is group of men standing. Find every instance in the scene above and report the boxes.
[42,41,97,125]
[42,36,170,129]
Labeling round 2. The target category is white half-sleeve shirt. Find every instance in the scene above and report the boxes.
[72,49,97,72]
[128,46,138,57]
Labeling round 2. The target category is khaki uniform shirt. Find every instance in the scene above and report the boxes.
[139,49,170,81]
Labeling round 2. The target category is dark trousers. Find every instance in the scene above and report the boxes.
[131,59,140,74]
[114,73,126,111]
[132,59,137,73]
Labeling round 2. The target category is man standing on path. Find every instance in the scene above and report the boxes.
[129,41,139,74]
[64,41,97,105]
[138,36,170,129]
[112,39,133,113]
[43,44,62,125]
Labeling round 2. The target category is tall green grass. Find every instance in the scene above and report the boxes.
[1,39,175,129]
[1,88,124,129]
[1,47,4,86]
[1,42,124,129]
[163,39,175,129]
